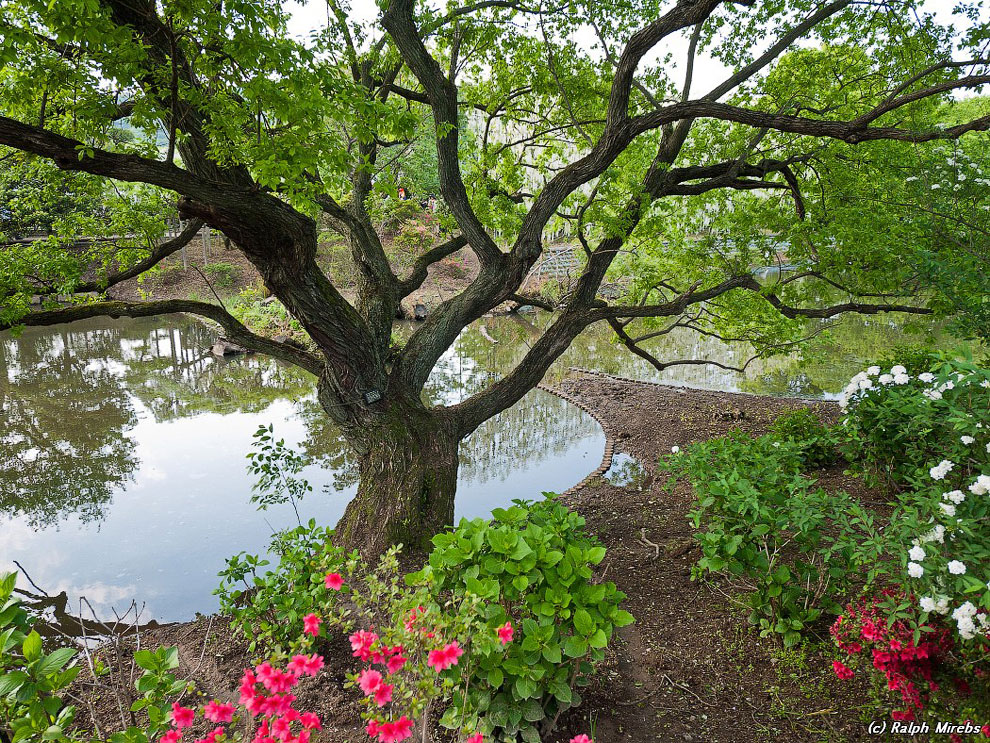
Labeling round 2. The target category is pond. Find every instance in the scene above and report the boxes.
[0,309,961,622]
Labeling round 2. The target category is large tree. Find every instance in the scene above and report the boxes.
[1,0,989,554]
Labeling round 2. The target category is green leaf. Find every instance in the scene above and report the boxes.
[0,670,29,696]
[612,610,635,627]
[573,609,593,636]
[35,648,76,678]
[563,635,588,658]
[22,630,42,662]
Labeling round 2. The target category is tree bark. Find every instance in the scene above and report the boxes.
[334,399,459,558]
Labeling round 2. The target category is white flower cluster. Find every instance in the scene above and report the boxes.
[837,364,909,410]
[951,601,990,640]
[969,473,990,495]
[919,595,950,615]
[929,459,954,481]
[842,362,990,641]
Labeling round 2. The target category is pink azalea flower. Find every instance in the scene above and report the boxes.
[272,717,292,741]
[427,642,464,672]
[300,712,322,730]
[161,732,182,743]
[171,703,196,728]
[466,735,484,743]
[358,669,384,694]
[324,572,344,591]
[195,727,225,743]
[385,654,408,674]
[497,622,513,645]
[302,613,321,637]
[832,660,854,680]
[259,693,296,717]
[570,736,593,743]
[287,653,324,677]
[203,700,235,723]
[378,716,414,743]
[366,719,380,737]
[373,682,394,707]
[350,629,379,661]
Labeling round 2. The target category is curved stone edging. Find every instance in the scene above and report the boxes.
[566,366,824,404]
[535,382,616,497]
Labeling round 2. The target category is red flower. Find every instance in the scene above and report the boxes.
[170,703,195,728]
[300,712,322,730]
[373,682,394,707]
[324,572,344,591]
[377,716,413,742]
[386,654,407,674]
[203,700,235,723]
[497,622,514,645]
[302,613,321,637]
[831,661,854,680]
[287,653,324,677]
[359,669,384,693]
[427,642,464,672]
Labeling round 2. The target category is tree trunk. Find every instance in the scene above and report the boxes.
[334,403,459,558]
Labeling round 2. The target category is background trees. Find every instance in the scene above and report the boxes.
[1,0,989,553]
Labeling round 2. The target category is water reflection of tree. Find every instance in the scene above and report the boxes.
[458,390,598,485]
[0,316,320,528]
[5,310,948,534]
[0,324,138,528]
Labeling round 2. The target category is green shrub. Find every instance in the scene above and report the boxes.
[216,496,630,742]
[839,357,990,487]
[0,572,82,743]
[417,497,633,742]
[202,261,238,288]
[667,433,883,646]
[767,407,840,468]
[216,520,350,655]
[838,359,990,652]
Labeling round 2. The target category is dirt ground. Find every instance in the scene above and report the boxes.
[68,377,893,743]
[106,234,481,318]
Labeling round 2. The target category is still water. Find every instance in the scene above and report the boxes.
[0,310,958,621]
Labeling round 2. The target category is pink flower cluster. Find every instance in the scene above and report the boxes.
[158,654,323,743]
[831,593,955,722]
[426,642,464,672]
[350,616,516,743]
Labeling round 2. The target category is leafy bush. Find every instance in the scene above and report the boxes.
[838,357,990,487]
[824,359,990,724]
[217,497,628,742]
[417,497,633,742]
[0,572,81,743]
[766,407,840,468]
[371,196,424,237]
[831,592,989,726]
[202,261,238,289]
[667,431,883,646]
[839,359,990,646]
[227,287,303,337]
[216,521,349,655]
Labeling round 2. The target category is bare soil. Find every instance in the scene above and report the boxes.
[106,236,481,318]
[70,377,891,743]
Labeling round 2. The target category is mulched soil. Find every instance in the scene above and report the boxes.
[107,238,481,318]
[70,377,891,743]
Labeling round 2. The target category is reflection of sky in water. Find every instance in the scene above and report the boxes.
[0,316,602,621]
[1,309,957,622]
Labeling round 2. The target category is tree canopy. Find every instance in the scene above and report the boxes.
[2,0,989,550]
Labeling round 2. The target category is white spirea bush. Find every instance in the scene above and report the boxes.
[841,358,990,643]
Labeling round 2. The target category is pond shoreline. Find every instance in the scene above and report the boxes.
[68,377,887,743]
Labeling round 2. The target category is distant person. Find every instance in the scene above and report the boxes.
[398,186,407,200]
[428,196,438,212]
